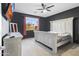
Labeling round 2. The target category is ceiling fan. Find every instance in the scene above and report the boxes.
[37,3,54,13]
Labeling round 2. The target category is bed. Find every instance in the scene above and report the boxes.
[34,31,72,54]
[34,17,73,54]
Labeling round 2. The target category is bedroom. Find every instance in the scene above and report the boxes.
[0,3,79,56]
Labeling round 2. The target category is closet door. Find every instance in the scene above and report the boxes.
[73,18,79,43]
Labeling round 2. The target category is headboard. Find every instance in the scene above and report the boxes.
[50,17,74,37]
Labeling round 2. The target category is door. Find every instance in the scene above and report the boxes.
[73,17,79,43]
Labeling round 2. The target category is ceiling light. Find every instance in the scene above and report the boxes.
[43,9,47,13]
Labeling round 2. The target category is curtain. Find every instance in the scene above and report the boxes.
[23,16,26,35]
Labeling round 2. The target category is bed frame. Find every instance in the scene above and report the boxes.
[34,31,72,54]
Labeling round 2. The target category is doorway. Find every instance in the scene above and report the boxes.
[73,17,79,43]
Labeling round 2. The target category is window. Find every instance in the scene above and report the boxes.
[26,17,39,31]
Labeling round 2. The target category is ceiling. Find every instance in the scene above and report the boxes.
[14,3,79,17]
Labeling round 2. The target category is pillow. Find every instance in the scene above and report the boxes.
[58,33,70,36]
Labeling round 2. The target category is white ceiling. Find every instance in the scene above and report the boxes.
[14,3,79,17]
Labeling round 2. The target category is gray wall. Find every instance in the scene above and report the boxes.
[39,17,50,31]
[47,7,79,20]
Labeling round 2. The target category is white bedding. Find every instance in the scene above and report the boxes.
[58,33,70,36]
[57,33,71,43]
[48,31,71,43]
[34,31,72,53]
[48,31,70,36]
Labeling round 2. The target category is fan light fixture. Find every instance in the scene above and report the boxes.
[36,3,54,13]
[43,9,47,13]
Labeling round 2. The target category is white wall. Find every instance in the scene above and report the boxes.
[2,17,9,37]
[0,3,9,56]
[0,4,9,37]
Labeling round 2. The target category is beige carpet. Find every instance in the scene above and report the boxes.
[61,44,79,56]
[22,38,79,56]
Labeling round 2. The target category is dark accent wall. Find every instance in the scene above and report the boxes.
[47,7,79,20]
[12,12,50,38]
[39,17,50,31]
[12,12,24,35]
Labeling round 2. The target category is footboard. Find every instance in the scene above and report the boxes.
[34,31,58,53]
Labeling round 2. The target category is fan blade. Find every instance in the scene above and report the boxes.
[42,3,44,7]
[47,5,54,9]
[41,3,45,9]
[37,9,43,10]
[47,9,51,11]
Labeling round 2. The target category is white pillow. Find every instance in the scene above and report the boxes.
[58,33,70,36]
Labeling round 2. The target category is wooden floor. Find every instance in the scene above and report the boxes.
[22,38,79,56]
